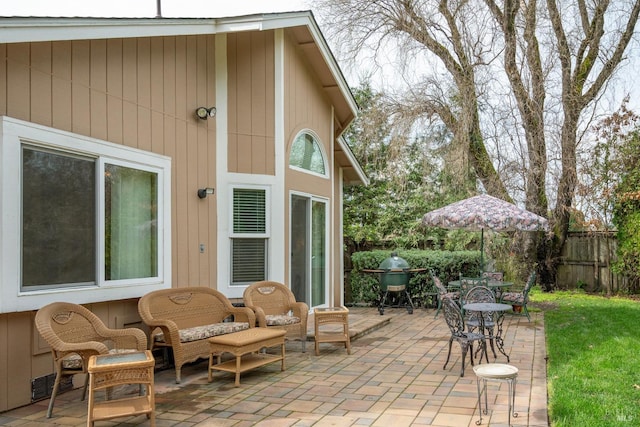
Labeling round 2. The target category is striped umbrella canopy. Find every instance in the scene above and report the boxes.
[422,194,548,268]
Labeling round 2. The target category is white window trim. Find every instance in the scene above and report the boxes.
[289,190,330,309]
[288,129,330,179]
[97,157,167,288]
[0,116,171,313]
[229,184,271,286]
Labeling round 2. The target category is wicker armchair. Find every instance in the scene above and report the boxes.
[35,302,147,418]
[243,281,309,352]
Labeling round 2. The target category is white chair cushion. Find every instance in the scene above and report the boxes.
[501,292,524,304]
[265,314,300,326]
[153,322,250,344]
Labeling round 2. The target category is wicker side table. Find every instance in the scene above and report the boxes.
[314,307,351,356]
[208,328,286,386]
[87,350,155,427]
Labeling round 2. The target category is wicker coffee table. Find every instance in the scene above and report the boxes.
[208,328,286,386]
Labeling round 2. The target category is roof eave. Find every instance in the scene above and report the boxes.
[336,136,369,186]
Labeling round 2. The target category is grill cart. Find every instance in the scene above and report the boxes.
[364,252,425,315]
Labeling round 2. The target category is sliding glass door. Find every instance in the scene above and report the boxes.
[290,194,327,308]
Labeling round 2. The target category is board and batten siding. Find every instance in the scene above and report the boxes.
[226,30,276,175]
[282,30,333,198]
[281,30,336,299]
[0,35,217,411]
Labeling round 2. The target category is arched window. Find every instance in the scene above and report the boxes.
[289,132,327,176]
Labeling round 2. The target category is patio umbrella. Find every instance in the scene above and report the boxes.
[421,194,549,269]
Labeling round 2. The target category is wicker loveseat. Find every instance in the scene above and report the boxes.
[138,286,256,383]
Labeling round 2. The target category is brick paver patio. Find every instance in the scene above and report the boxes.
[0,307,548,426]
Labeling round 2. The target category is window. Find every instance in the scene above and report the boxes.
[0,117,171,313]
[21,148,161,291]
[230,186,269,285]
[22,147,97,290]
[104,164,158,281]
[289,131,327,176]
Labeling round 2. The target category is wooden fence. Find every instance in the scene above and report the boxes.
[557,231,628,293]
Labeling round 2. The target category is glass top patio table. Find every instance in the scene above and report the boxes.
[462,302,513,313]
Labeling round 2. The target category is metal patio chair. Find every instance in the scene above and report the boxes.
[459,276,488,307]
[501,271,536,321]
[464,285,499,359]
[432,272,459,318]
[441,296,487,377]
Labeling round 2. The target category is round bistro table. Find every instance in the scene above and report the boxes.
[462,302,512,362]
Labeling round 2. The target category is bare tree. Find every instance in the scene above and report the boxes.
[315,0,640,287]
[316,0,511,200]
[484,0,640,286]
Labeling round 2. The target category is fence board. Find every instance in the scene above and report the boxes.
[558,231,627,293]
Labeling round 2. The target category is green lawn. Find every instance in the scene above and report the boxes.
[533,289,640,426]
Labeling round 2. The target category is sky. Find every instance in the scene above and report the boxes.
[0,0,310,18]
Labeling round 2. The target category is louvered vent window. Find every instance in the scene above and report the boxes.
[231,188,268,285]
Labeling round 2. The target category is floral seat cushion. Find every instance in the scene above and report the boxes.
[61,348,137,370]
[265,314,300,326]
[501,292,525,304]
[153,322,250,344]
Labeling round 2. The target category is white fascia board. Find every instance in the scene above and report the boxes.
[338,135,369,186]
[0,13,302,43]
[0,18,222,43]
[302,17,358,122]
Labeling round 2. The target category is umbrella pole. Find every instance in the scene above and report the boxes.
[480,228,484,272]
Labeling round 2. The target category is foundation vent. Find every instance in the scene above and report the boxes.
[31,374,72,402]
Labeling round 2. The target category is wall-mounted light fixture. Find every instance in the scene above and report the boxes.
[197,187,215,199]
[195,106,216,120]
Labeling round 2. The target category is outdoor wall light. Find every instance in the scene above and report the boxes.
[197,187,215,199]
[195,106,216,120]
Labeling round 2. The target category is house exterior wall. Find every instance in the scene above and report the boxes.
[282,31,335,303]
[0,25,351,412]
[0,35,218,411]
